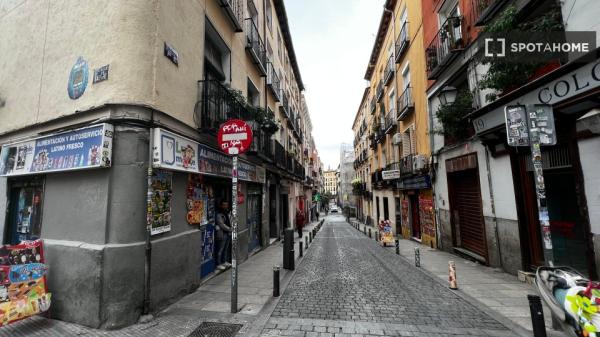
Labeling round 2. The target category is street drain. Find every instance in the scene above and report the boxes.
[187,322,243,337]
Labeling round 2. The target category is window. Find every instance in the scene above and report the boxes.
[401,63,411,90]
[247,78,260,106]
[402,126,415,157]
[266,0,272,32]
[204,19,231,82]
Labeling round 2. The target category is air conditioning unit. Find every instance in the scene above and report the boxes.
[413,154,428,172]
[392,133,402,145]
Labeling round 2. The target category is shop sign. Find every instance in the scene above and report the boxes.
[0,124,113,177]
[153,128,199,173]
[396,175,431,190]
[198,144,232,178]
[473,59,600,134]
[382,169,400,180]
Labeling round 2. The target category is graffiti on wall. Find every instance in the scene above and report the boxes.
[419,196,436,248]
[0,240,51,326]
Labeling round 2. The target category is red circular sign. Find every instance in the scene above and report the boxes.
[217,119,253,155]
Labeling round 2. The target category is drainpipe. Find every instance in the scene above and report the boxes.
[428,98,443,250]
[143,121,155,317]
[484,146,503,268]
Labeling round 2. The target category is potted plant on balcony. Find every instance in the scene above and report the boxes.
[478,5,564,102]
[225,86,280,134]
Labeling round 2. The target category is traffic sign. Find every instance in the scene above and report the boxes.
[217,119,253,155]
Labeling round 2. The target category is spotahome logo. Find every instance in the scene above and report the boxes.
[481,31,596,62]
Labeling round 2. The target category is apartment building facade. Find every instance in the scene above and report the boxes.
[354,0,434,247]
[0,0,315,328]
[424,0,600,278]
[323,169,338,197]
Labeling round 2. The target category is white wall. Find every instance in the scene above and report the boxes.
[489,154,518,220]
[578,137,600,234]
[562,0,600,46]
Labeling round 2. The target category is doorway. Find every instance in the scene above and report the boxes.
[409,193,421,239]
[6,178,44,245]
[269,184,277,239]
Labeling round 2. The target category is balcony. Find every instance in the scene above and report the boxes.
[473,0,509,26]
[395,21,409,63]
[426,16,465,80]
[400,155,414,177]
[249,129,274,162]
[294,159,304,179]
[217,0,244,32]
[196,80,251,132]
[286,152,294,174]
[274,141,286,169]
[383,56,395,86]
[384,109,397,134]
[267,62,281,101]
[397,86,414,121]
[245,18,267,76]
[375,127,386,144]
[376,80,384,102]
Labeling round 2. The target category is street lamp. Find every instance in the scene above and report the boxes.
[438,86,458,106]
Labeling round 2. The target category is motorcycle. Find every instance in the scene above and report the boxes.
[535,266,599,337]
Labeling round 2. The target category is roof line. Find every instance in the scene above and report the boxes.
[363,0,396,80]
[273,0,305,91]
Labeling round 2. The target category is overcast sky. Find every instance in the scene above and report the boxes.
[286,0,385,170]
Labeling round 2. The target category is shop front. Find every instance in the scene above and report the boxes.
[151,128,266,279]
[396,174,436,248]
[472,56,600,277]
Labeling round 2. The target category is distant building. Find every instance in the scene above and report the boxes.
[323,169,338,198]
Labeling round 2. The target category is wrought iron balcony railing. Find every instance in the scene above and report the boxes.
[397,86,414,121]
[376,80,384,102]
[384,109,397,134]
[196,80,251,131]
[395,21,409,63]
[217,0,244,32]
[426,16,464,80]
[279,92,290,118]
[245,18,267,76]
[274,141,286,169]
[384,56,395,86]
[400,155,414,177]
[267,62,281,101]
[370,97,376,114]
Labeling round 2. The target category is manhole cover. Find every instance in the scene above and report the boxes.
[188,322,243,337]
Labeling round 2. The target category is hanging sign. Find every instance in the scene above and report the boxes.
[382,169,400,180]
[0,124,113,177]
[217,119,253,155]
[153,128,199,173]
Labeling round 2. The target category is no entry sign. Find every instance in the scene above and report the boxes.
[217,119,253,155]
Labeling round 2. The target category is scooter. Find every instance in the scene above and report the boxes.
[535,266,597,337]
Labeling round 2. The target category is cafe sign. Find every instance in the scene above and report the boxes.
[0,124,113,177]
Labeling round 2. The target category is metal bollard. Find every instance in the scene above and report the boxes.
[528,295,547,337]
[305,237,308,249]
[395,239,400,255]
[299,240,303,257]
[414,247,421,267]
[448,261,458,289]
[375,231,379,242]
[289,249,295,270]
[368,228,372,238]
[273,266,280,297]
[283,229,294,270]
[363,226,366,235]
[309,232,312,243]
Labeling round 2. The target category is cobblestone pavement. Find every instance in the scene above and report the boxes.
[260,215,518,337]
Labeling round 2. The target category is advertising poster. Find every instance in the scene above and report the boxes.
[153,129,198,173]
[419,196,436,248]
[149,170,172,236]
[186,174,210,226]
[379,220,394,246]
[200,197,216,278]
[401,199,410,239]
[0,124,113,177]
[0,240,51,327]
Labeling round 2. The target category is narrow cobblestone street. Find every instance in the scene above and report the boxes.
[260,215,517,337]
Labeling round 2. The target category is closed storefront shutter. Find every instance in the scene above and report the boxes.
[450,169,487,258]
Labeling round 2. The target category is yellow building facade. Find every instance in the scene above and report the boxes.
[354,0,436,247]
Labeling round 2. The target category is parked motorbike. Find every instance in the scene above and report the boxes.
[535,266,599,337]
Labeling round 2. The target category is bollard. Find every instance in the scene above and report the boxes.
[368,228,372,238]
[309,232,312,243]
[395,239,400,255]
[289,249,295,270]
[273,266,280,297]
[299,240,303,257]
[448,261,458,289]
[305,237,308,249]
[414,247,421,267]
[363,226,366,234]
[376,231,379,242]
[528,295,547,337]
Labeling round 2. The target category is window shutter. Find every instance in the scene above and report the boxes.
[409,126,416,154]
[402,131,411,158]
